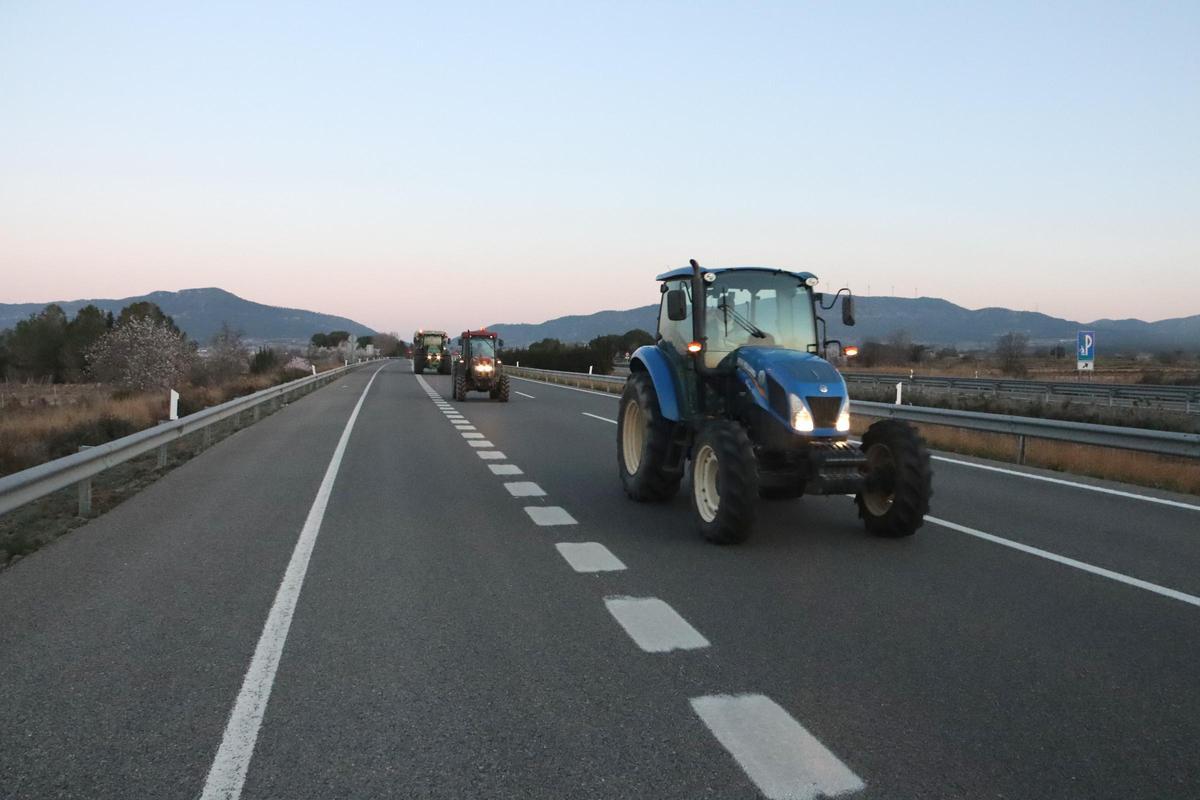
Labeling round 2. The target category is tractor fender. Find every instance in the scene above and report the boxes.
[630,346,682,421]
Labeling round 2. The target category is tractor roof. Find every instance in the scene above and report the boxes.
[417,330,448,336]
[461,329,497,338]
[655,266,818,283]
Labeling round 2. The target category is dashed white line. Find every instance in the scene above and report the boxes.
[488,464,523,476]
[928,515,1200,608]
[603,596,710,652]
[524,506,577,526]
[462,432,485,439]
[200,364,385,800]
[582,412,617,425]
[690,694,865,800]
[468,440,494,448]
[556,542,626,573]
[454,424,475,430]
[515,390,535,398]
[504,481,546,497]
[477,451,507,460]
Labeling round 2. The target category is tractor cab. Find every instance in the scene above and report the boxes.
[452,330,510,402]
[618,259,931,545]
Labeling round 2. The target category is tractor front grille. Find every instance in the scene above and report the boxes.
[806,396,842,428]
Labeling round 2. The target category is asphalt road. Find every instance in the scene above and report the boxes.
[2,359,1198,799]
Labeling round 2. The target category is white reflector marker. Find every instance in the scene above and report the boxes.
[690,694,865,800]
[556,542,626,572]
[603,596,709,652]
[524,506,577,526]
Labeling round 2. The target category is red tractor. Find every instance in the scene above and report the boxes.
[452,330,509,402]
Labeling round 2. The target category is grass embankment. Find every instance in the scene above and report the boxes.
[0,365,340,566]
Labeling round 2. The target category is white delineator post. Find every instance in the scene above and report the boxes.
[895,382,903,405]
[169,389,180,421]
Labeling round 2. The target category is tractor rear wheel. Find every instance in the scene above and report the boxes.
[856,420,932,538]
[690,421,758,544]
[617,372,681,501]
[497,375,510,402]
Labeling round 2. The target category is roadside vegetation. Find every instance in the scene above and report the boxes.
[501,329,653,374]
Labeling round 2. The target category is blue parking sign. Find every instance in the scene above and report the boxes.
[1077,330,1095,371]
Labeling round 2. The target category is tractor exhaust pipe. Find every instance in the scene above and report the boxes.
[689,258,708,372]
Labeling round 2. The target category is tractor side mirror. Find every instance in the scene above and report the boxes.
[842,294,856,327]
[666,289,688,321]
[499,339,505,348]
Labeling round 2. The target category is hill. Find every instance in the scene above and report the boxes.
[490,295,1200,352]
[0,288,375,343]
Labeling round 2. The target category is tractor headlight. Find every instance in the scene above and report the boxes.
[475,363,493,373]
[789,395,814,433]
[836,402,851,433]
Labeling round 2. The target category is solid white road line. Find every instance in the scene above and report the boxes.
[515,391,535,398]
[930,455,1200,513]
[488,464,523,476]
[461,432,485,439]
[690,694,865,800]
[478,451,507,460]
[582,412,617,425]
[604,596,710,652]
[510,375,619,399]
[504,481,546,497]
[468,440,494,448]
[556,542,626,572]
[200,364,385,800]
[927,516,1200,608]
[524,506,577,526]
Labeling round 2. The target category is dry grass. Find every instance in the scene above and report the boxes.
[851,415,1200,496]
[0,368,314,478]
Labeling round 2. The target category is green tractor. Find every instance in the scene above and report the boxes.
[452,329,510,402]
[617,260,932,544]
[412,330,452,375]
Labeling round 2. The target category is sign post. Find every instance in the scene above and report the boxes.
[1077,331,1096,373]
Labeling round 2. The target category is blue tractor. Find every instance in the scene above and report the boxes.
[617,260,932,544]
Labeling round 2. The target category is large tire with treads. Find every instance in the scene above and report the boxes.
[414,354,426,373]
[454,373,467,402]
[690,420,758,544]
[856,419,932,537]
[438,356,451,375]
[497,375,510,402]
[617,372,682,501]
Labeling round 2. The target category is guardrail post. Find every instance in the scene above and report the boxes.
[1016,435,1026,465]
[77,445,93,516]
[203,426,213,448]
[254,404,261,422]
[156,420,169,468]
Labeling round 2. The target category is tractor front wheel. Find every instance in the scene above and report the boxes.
[414,355,426,374]
[454,373,467,402]
[497,375,510,402]
[690,421,758,545]
[856,420,932,537]
[617,372,681,501]
[438,357,451,375]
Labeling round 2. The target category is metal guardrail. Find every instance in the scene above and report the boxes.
[507,366,1200,460]
[842,372,1200,413]
[0,361,379,517]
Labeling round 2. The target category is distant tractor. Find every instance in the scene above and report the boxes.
[452,330,510,402]
[412,330,452,374]
[617,260,932,544]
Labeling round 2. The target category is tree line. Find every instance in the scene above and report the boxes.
[501,329,654,374]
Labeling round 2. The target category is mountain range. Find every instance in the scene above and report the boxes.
[490,296,1200,352]
[0,288,375,343]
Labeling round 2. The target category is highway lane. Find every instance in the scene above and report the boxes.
[444,371,1200,798]
[1,360,1197,799]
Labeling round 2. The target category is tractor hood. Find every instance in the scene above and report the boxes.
[734,348,848,433]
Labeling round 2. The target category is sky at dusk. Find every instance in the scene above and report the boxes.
[2,1,1198,335]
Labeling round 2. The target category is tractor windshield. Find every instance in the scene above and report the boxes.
[422,335,443,348]
[469,338,496,360]
[704,272,817,365]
